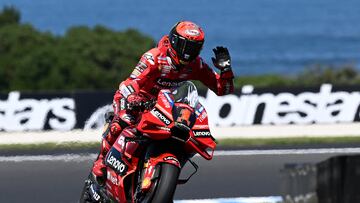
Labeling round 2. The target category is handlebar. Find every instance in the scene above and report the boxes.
[126,99,156,112]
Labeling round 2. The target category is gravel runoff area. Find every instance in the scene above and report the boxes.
[1,123,360,145]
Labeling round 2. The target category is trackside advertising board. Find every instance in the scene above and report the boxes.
[1,84,360,132]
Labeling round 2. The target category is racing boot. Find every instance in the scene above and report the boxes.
[91,122,122,185]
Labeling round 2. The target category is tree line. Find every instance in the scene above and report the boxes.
[1,6,360,92]
[0,6,155,92]
[233,63,360,88]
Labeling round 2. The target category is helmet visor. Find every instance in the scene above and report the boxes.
[170,33,203,62]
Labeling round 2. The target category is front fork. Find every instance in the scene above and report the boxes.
[133,142,182,202]
[140,153,181,192]
[134,152,198,203]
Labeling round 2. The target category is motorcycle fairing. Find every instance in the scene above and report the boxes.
[187,103,216,160]
[137,90,176,139]
[105,148,128,176]
[138,89,216,160]
[158,89,174,109]
[104,146,136,202]
[104,128,142,203]
[82,82,218,203]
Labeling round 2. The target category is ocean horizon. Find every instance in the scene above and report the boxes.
[1,0,360,76]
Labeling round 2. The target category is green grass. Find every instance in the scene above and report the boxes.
[0,142,100,152]
[1,136,360,152]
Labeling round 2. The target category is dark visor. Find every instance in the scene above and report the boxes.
[170,33,204,62]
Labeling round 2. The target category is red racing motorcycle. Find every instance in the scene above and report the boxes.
[80,81,216,203]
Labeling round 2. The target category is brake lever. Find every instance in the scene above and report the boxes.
[144,99,156,110]
[127,99,156,112]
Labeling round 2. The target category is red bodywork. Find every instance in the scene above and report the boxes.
[103,89,216,202]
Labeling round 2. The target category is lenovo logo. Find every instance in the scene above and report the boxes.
[194,130,211,137]
[106,151,127,174]
[151,108,171,125]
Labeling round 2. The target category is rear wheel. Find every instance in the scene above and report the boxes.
[140,163,180,203]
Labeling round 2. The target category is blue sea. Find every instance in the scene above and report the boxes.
[1,0,360,76]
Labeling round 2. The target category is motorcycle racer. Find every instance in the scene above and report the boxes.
[92,21,234,183]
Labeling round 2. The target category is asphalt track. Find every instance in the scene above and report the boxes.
[0,148,359,203]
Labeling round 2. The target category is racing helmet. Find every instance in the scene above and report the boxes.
[168,21,205,66]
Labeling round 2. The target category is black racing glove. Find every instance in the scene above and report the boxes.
[211,46,232,72]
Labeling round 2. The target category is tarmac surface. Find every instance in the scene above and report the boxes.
[1,147,359,203]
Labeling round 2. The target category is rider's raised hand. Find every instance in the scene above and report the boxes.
[211,46,232,72]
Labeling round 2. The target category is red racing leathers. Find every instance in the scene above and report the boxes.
[92,35,234,179]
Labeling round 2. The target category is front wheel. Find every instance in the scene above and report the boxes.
[79,176,94,203]
[140,163,180,203]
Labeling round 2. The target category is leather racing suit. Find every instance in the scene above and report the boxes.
[92,35,234,180]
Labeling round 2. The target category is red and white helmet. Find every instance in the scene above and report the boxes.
[168,21,205,66]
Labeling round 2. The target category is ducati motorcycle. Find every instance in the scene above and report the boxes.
[80,81,216,203]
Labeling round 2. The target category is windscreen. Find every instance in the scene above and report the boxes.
[172,81,199,108]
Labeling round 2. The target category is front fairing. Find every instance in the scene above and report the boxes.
[187,103,216,160]
[137,89,174,139]
[102,82,216,201]
[103,127,142,202]
[137,82,216,159]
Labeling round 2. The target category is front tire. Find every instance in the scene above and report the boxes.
[79,177,92,203]
[140,163,180,203]
[151,163,179,203]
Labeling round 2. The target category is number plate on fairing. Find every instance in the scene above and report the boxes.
[105,148,128,176]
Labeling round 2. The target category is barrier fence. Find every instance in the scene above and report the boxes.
[281,155,360,203]
[2,83,360,132]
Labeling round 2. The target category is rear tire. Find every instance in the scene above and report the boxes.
[149,163,180,203]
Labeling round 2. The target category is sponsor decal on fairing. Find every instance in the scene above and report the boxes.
[117,136,125,149]
[107,171,120,186]
[151,107,171,125]
[164,92,174,106]
[198,111,207,122]
[90,184,101,201]
[105,149,128,175]
[193,130,212,137]
[159,93,171,108]
[163,156,180,166]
